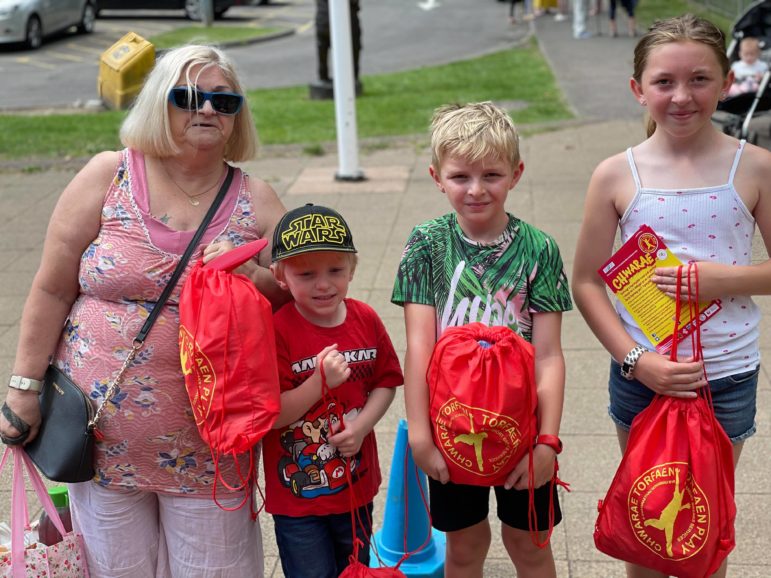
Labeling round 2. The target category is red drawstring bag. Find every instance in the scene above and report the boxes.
[427,323,538,487]
[340,563,405,577]
[427,323,567,548]
[594,264,736,577]
[179,239,281,510]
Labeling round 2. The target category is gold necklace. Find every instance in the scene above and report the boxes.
[161,161,223,206]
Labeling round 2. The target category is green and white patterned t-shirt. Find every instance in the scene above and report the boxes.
[391,213,572,342]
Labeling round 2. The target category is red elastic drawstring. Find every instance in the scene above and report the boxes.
[319,358,431,572]
[526,344,570,549]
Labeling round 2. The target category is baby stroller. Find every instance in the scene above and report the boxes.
[713,0,771,144]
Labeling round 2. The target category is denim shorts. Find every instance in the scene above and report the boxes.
[608,360,759,442]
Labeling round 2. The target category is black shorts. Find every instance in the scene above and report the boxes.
[610,0,636,18]
[427,478,562,533]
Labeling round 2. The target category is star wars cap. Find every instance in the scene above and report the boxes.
[272,203,357,262]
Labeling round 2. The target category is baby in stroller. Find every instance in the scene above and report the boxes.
[728,37,769,96]
[713,0,771,144]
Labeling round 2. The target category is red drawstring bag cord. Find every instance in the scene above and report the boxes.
[526,342,570,549]
[676,263,733,555]
[318,359,430,574]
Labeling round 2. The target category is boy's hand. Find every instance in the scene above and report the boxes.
[328,417,365,458]
[316,344,350,389]
[504,445,556,491]
[411,440,450,484]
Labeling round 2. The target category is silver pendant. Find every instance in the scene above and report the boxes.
[189,198,200,206]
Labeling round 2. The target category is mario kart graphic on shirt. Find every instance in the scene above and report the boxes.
[277,402,363,498]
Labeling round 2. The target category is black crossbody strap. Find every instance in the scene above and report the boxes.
[135,164,235,344]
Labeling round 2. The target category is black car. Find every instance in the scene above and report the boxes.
[95,0,239,20]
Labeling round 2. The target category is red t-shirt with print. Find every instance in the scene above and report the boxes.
[263,299,403,517]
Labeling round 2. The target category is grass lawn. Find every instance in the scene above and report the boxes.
[0,0,736,163]
[637,0,734,34]
[251,42,569,146]
[0,40,570,161]
[149,26,284,50]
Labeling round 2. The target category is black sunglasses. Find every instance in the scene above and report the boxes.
[167,87,244,115]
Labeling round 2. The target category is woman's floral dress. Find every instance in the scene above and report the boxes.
[54,148,264,495]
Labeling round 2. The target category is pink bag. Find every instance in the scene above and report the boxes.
[0,447,89,578]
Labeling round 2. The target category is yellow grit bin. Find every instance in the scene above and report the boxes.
[98,32,155,110]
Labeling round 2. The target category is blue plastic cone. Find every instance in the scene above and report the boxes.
[371,419,445,577]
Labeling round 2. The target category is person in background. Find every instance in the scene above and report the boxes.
[554,0,569,21]
[573,0,592,39]
[533,0,558,17]
[315,0,361,86]
[728,37,768,96]
[0,44,288,577]
[572,15,771,578]
[508,0,526,24]
[609,0,637,37]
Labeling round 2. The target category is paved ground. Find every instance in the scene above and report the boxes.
[0,7,769,578]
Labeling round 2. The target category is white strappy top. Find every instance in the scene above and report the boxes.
[618,141,760,379]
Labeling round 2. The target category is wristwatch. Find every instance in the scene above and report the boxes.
[620,346,647,380]
[536,434,563,455]
[8,375,44,393]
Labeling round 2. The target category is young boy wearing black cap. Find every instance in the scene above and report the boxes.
[261,204,403,578]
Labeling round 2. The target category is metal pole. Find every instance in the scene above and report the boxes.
[200,0,214,27]
[329,0,364,181]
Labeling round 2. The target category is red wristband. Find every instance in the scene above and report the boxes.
[536,434,563,455]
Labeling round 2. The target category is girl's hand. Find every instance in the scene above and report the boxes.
[633,351,706,398]
[327,418,366,458]
[650,262,724,301]
[316,344,350,389]
[202,239,235,264]
[504,445,556,491]
[411,439,450,484]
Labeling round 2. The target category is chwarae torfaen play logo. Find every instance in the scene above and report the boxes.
[179,325,216,425]
[627,462,710,560]
[435,398,523,479]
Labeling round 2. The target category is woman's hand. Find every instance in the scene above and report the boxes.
[632,351,705,398]
[315,344,350,389]
[0,390,42,446]
[202,239,236,264]
[504,444,556,491]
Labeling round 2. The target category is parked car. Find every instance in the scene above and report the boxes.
[95,0,238,20]
[0,0,96,49]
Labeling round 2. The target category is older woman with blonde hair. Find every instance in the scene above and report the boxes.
[0,44,287,577]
